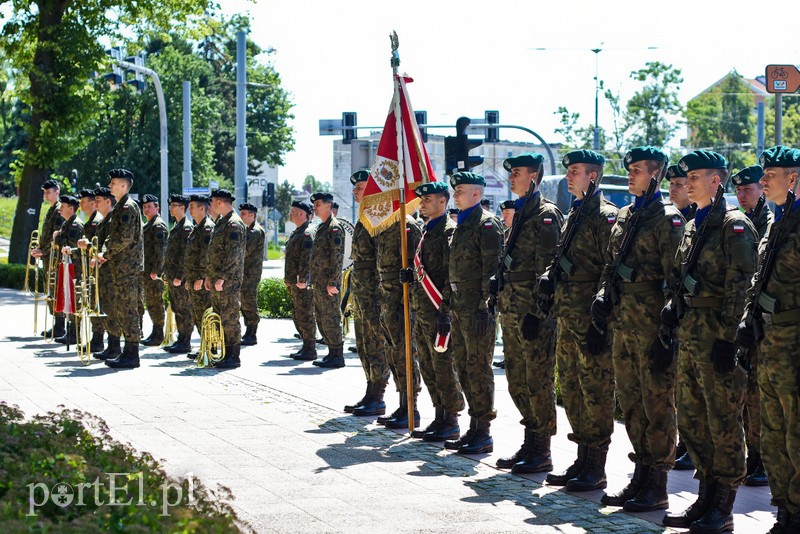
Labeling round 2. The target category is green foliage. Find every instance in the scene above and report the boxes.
[0,196,18,239]
[302,174,331,194]
[624,62,684,147]
[0,262,29,289]
[765,95,800,149]
[275,180,294,231]
[0,403,248,532]
[553,106,598,150]
[257,277,292,318]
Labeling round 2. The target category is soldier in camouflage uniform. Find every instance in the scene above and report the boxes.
[668,164,697,221]
[736,146,800,534]
[139,194,168,347]
[52,195,84,345]
[238,203,265,346]
[443,172,504,455]
[285,200,317,360]
[183,195,214,356]
[661,151,757,533]
[99,169,144,369]
[163,195,194,354]
[82,187,115,356]
[345,171,390,417]
[78,188,102,240]
[31,179,66,338]
[541,150,618,492]
[492,199,516,371]
[203,189,246,369]
[591,147,685,513]
[490,153,562,473]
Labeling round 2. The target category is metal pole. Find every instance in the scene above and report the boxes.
[182,81,193,190]
[775,94,783,146]
[234,31,248,202]
[592,48,601,151]
[757,101,765,156]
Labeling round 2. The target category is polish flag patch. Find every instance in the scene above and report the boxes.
[543,217,553,225]
[732,224,745,233]
[483,222,494,228]
[671,218,683,227]
[607,216,616,224]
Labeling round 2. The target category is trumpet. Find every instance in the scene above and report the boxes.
[43,240,60,340]
[197,307,225,368]
[161,275,177,347]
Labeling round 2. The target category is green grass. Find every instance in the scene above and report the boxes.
[266,248,282,260]
[0,196,17,240]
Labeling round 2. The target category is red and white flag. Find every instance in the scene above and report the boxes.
[55,261,75,315]
[359,74,437,235]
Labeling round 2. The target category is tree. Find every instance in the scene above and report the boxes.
[553,106,598,150]
[302,174,330,194]
[765,95,800,150]
[624,62,684,148]
[274,180,294,232]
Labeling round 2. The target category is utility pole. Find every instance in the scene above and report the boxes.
[234,30,248,202]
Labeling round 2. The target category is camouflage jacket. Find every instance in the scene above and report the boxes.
[284,221,313,284]
[55,214,85,278]
[183,215,214,283]
[497,192,563,316]
[163,216,193,281]
[308,216,345,288]
[747,204,774,240]
[207,210,246,285]
[672,200,757,342]
[546,192,618,319]
[93,214,111,277]
[412,214,455,315]
[41,201,65,257]
[143,215,168,276]
[376,216,422,282]
[448,204,504,310]
[101,194,144,276]
[243,221,265,285]
[350,220,378,294]
[82,210,103,240]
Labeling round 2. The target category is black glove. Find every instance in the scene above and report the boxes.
[521,313,540,341]
[649,335,675,374]
[585,323,607,355]
[488,275,499,296]
[537,275,555,301]
[399,268,414,284]
[711,339,737,374]
[735,320,757,352]
[590,295,613,327]
[474,309,490,337]
[660,300,681,332]
[436,311,451,338]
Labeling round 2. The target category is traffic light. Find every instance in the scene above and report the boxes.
[70,170,78,193]
[124,54,146,92]
[444,117,484,176]
[342,112,357,144]
[415,111,427,143]
[485,110,499,143]
[262,182,275,208]
[104,47,124,85]
[444,136,459,176]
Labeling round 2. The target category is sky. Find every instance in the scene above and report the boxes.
[218,0,800,188]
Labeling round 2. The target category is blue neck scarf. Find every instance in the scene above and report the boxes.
[694,205,712,228]
[632,191,662,212]
[775,197,800,221]
[515,191,538,211]
[426,214,445,231]
[457,203,480,225]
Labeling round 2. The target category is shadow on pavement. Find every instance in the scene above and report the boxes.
[260,359,303,367]
[312,416,410,472]
[5,335,44,342]
[139,351,178,360]
[56,366,118,377]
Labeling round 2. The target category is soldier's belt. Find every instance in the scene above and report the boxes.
[565,272,600,283]
[450,279,481,292]
[353,261,374,271]
[762,308,800,326]
[619,279,665,294]
[502,271,537,283]
[682,295,724,308]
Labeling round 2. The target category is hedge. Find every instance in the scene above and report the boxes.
[0,263,32,290]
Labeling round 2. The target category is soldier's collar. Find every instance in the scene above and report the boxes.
[426,214,446,231]
[456,203,480,225]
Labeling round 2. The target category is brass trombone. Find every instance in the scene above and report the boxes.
[196,307,225,368]
[43,240,60,341]
[75,245,93,365]
[161,275,177,347]
[86,237,105,318]
[23,231,42,333]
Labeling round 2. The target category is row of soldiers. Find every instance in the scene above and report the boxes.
[32,169,266,370]
[287,147,800,534]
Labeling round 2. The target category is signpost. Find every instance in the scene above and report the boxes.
[765,64,800,145]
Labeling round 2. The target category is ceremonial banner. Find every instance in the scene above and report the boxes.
[359,74,436,235]
[55,261,75,315]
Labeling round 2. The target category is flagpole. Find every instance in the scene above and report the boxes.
[389,32,415,434]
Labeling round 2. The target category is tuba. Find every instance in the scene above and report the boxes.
[196,307,225,367]
[161,275,177,347]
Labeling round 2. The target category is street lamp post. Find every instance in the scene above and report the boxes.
[592,48,601,151]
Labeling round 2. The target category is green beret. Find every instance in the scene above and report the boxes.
[678,150,728,173]
[189,194,210,205]
[77,188,96,199]
[59,195,79,208]
[168,194,189,205]
[310,192,334,203]
[623,146,668,171]
[291,200,313,214]
[350,170,370,185]
[415,181,449,197]
[666,164,686,180]
[760,145,800,168]
[449,171,485,187]
[239,202,258,212]
[41,179,60,191]
[503,152,544,171]
[562,149,605,168]
[108,168,134,183]
[140,193,158,204]
[731,165,764,186]
[94,187,113,198]
[210,188,235,202]
[500,199,516,210]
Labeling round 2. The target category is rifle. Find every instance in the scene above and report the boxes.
[537,178,598,316]
[750,194,766,222]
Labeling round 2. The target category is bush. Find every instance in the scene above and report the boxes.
[257,277,292,318]
[0,262,32,290]
[0,403,249,532]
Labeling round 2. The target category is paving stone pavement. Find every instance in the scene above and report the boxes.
[0,288,776,533]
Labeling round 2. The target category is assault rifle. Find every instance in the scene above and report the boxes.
[751,194,766,223]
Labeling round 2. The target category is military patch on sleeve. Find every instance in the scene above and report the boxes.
[542,217,553,225]
[607,216,616,224]
[68,230,77,238]
[334,237,341,245]
[123,205,129,210]
[732,224,745,234]
[204,236,211,244]
[229,232,240,241]
[332,228,340,233]
[156,232,165,241]
[121,213,129,223]
[184,226,191,233]
[671,218,683,227]
[483,222,494,228]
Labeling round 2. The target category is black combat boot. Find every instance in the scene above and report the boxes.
[496,428,533,469]
[664,476,717,528]
[566,446,608,492]
[675,439,695,471]
[624,466,669,512]
[767,506,789,534]
[240,325,258,346]
[345,382,372,413]
[352,379,387,416]
[547,444,588,486]
[424,410,460,442]
[377,392,404,425]
[49,316,66,339]
[215,345,241,369]
[291,339,317,361]
[140,325,164,347]
[493,359,505,368]
[385,394,420,429]
[512,431,553,474]
[412,406,443,438]
[55,323,77,345]
[445,418,476,450]
[95,335,121,361]
[457,419,493,455]
[745,452,769,487]
[601,463,650,506]
[689,482,736,533]
[782,508,800,534]
[105,341,140,369]
[165,333,192,354]
[313,346,345,368]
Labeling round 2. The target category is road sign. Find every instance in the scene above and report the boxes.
[765,64,800,93]
[183,187,209,195]
[319,119,343,135]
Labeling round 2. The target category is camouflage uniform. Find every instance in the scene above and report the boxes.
[101,194,144,343]
[284,221,315,341]
[41,201,65,314]
[376,217,422,396]
[140,214,168,329]
[83,210,102,240]
[207,211,246,345]
[497,193,562,436]
[307,216,345,349]
[411,215,464,414]
[93,215,113,333]
[549,192,618,449]
[184,216,214,333]
[55,214,85,281]
[241,220,265,330]
[83,211,105,335]
[164,216,194,338]
[448,205,504,423]
[673,200,757,485]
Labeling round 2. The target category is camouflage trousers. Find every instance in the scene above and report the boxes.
[91,266,113,336]
[451,295,496,423]
[612,323,677,468]
[313,285,342,350]
[240,278,260,329]
[677,310,746,485]
[413,303,465,414]
[351,282,389,384]
[743,349,762,455]
[288,284,315,341]
[759,323,800,513]
[188,286,212,334]
[211,283,241,346]
[167,281,194,337]
[379,280,420,396]
[107,270,142,343]
[141,274,165,328]
[556,316,615,448]
[500,311,557,435]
